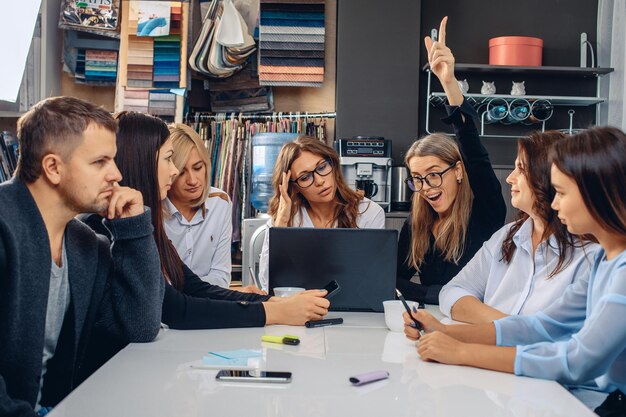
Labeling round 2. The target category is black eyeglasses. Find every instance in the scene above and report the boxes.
[290,159,334,189]
[404,161,458,192]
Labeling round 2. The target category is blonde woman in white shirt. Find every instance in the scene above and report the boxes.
[165,123,263,293]
[258,135,385,290]
[439,130,597,323]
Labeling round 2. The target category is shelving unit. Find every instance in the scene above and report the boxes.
[424,63,613,76]
[115,1,189,122]
[429,92,605,107]
[424,63,614,138]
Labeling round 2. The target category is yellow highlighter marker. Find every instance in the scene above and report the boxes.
[261,335,300,345]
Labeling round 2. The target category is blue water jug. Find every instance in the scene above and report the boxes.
[250,133,299,213]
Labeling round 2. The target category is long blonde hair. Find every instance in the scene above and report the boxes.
[167,123,212,208]
[406,133,474,270]
[267,135,364,227]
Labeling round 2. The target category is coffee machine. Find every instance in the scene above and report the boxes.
[335,137,392,211]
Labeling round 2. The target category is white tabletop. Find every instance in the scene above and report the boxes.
[48,309,594,417]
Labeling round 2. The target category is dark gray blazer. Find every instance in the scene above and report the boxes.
[0,178,164,417]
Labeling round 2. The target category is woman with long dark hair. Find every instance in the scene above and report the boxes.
[84,112,329,329]
[404,126,626,414]
[258,135,385,290]
[396,17,507,304]
[439,131,597,323]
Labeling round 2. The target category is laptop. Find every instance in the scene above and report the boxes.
[268,228,397,312]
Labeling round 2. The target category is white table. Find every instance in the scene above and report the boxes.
[48,309,594,417]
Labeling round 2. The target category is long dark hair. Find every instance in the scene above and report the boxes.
[114,111,185,289]
[268,136,365,228]
[550,126,626,237]
[501,131,576,278]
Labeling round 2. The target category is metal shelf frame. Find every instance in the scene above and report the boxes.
[424,65,613,138]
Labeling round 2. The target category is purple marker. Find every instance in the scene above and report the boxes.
[349,370,390,386]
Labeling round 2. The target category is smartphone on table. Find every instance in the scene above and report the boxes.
[322,280,341,299]
[215,370,292,383]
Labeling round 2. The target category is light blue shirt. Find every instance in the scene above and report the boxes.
[494,248,626,393]
[439,219,598,318]
[164,188,232,288]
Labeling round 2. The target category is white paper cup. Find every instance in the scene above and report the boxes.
[273,287,305,297]
[383,300,418,332]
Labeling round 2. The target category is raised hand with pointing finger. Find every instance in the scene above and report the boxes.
[424,16,463,106]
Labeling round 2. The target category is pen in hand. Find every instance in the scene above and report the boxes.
[395,288,425,337]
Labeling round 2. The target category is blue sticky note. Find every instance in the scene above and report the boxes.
[210,349,262,359]
[202,349,262,367]
[202,356,248,366]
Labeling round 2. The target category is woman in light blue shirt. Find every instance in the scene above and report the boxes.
[404,126,626,414]
[439,131,597,323]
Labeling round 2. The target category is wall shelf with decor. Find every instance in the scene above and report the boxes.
[423,64,613,138]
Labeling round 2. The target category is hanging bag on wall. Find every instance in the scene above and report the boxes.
[189,0,256,78]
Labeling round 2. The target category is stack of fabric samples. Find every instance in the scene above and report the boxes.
[122,1,182,118]
[127,36,154,88]
[152,2,181,88]
[170,2,182,34]
[123,89,150,113]
[84,50,118,83]
[148,90,177,116]
[208,61,273,113]
[258,0,325,87]
[62,30,120,86]
[153,35,181,88]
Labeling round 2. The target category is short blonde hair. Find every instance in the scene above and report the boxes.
[167,123,212,208]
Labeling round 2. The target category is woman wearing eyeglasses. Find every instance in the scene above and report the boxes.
[396,17,507,304]
[258,135,385,290]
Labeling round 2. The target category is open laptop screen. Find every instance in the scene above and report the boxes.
[268,228,397,312]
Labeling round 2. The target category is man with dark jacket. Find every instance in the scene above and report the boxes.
[0,97,164,416]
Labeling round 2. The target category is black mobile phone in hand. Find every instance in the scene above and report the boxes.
[215,370,292,383]
[322,280,341,299]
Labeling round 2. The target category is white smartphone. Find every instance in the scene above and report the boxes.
[215,370,292,383]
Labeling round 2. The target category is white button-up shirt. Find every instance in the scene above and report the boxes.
[164,188,232,288]
[439,218,599,318]
[258,198,386,291]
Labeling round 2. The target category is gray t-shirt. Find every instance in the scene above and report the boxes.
[36,238,71,410]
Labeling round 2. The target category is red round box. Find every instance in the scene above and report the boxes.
[489,36,543,66]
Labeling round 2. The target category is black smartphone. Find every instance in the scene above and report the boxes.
[322,280,341,299]
[215,370,292,383]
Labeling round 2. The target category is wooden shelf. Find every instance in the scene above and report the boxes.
[423,63,613,77]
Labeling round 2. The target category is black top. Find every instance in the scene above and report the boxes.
[81,214,272,330]
[396,99,507,304]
